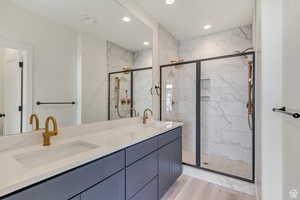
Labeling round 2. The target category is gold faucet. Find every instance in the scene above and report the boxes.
[143,108,153,124]
[43,116,58,146]
[29,114,40,131]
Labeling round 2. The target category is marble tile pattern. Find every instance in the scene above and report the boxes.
[162,25,253,178]
[0,118,183,197]
[133,69,152,116]
[201,57,253,165]
[179,25,253,60]
[161,64,197,157]
[106,41,134,73]
[133,49,153,69]
[133,49,153,117]
[107,41,153,120]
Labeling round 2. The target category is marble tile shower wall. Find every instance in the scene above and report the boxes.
[107,41,152,119]
[177,25,253,164]
[201,58,252,164]
[107,41,134,73]
[179,25,252,60]
[162,65,197,156]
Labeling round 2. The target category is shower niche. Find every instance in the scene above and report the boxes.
[108,68,152,120]
[160,52,255,182]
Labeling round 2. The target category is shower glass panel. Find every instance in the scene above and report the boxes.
[108,68,152,120]
[161,63,197,166]
[133,69,152,117]
[200,55,254,181]
[109,72,131,120]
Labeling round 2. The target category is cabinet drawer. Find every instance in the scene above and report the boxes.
[126,137,158,166]
[3,151,125,200]
[126,151,158,200]
[81,170,125,200]
[130,177,158,200]
[158,127,181,148]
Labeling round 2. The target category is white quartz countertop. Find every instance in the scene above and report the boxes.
[0,118,183,197]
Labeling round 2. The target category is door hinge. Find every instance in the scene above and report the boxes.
[19,62,23,68]
[18,106,23,112]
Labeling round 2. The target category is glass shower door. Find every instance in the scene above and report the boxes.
[109,72,132,120]
[199,55,254,181]
[132,69,152,117]
[161,63,197,165]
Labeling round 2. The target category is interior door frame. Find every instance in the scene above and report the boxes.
[0,35,33,133]
[159,51,256,183]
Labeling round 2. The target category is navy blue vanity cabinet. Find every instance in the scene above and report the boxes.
[81,170,125,200]
[129,177,158,200]
[70,195,81,200]
[2,151,125,200]
[1,127,182,200]
[126,151,158,200]
[158,128,182,198]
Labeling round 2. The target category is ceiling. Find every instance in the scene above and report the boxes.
[8,0,153,51]
[131,0,254,40]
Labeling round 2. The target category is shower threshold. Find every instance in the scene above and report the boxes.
[183,150,252,180]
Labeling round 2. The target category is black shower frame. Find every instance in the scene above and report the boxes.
[108,67,152,120]
[159,52,256,183]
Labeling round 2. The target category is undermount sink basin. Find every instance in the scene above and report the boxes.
[14,141,98,168]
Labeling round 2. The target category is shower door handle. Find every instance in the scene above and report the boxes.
[272,107,300,119]
[0,113,5,118]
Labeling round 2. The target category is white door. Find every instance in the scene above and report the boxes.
[3,49,22,135]
[282,0,300,199]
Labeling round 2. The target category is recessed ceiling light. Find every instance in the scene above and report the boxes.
[122,16,131,22]
[166,0,175,5]
[204,25,212,30]
[143,42,150,46]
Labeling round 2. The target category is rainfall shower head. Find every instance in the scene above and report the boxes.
[235,47,254,59]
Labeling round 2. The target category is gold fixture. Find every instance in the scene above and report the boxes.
[43,116,58,146]
[143,108,153,124]
[122,66,132,74]
[29,114,40,131]
[236,47,255,130]
[247,61,254,114]
[115,77,120,90]
[170,57,185,64]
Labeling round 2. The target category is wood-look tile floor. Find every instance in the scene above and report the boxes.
[161,175,256,200]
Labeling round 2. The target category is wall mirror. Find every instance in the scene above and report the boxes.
[0,0,153,136]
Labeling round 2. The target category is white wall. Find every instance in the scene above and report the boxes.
[0,1,78,127]
[0,49,4,135]
[260,0,283,200]
[134,49,152,68]
[254,0,262,198]
[282,0,300,199]
[81,33,108,123]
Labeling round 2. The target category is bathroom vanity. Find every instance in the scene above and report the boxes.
[0,119,182,200]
